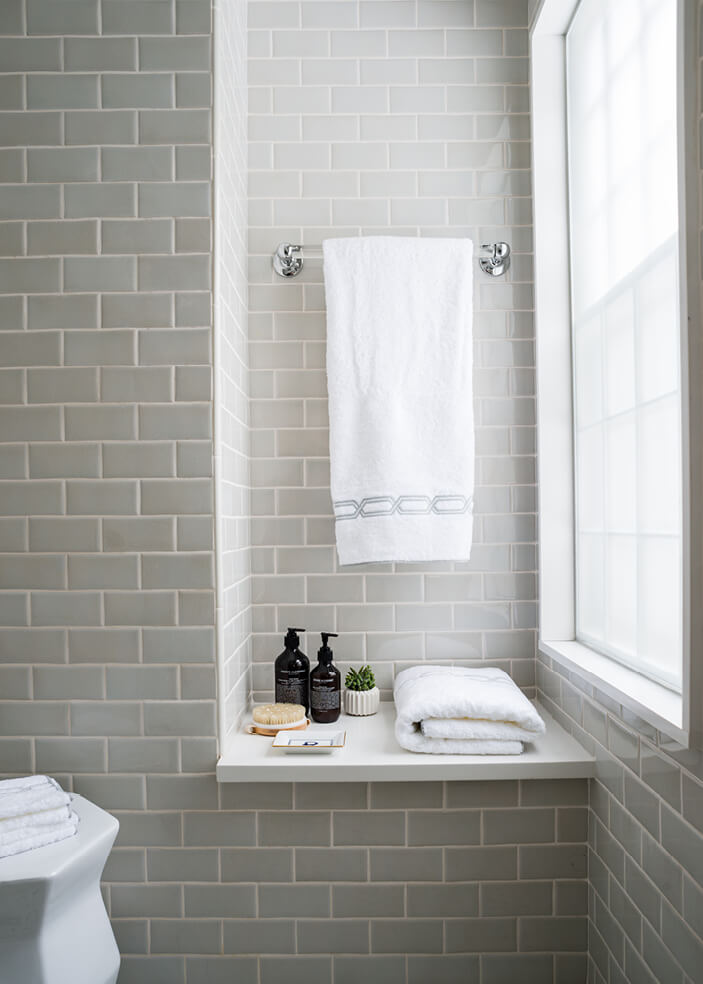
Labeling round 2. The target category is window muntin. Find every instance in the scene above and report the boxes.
[566,0,682,690]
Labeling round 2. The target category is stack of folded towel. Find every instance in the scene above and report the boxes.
[394,665,546,755]
[0,775,78,859]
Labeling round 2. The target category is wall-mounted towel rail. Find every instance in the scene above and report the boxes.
[272,240,511,279]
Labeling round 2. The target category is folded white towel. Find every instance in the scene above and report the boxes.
[323,236,475,565]
[0,804,71,837]
[421,718,539,742]
[0,814,79,859]
[0,775,55,795]
[394,665,545,755]
[0,776,78,859]
[0,784,69,821]
[409,737,524,755]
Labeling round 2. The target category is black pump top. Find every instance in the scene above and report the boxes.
[317,632,338,663]
[284,627,305,649]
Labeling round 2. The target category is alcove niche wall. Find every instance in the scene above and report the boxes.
[214,0,252,746]
[215,0,537,749]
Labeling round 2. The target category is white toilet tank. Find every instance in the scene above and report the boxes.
[0,794,120,984]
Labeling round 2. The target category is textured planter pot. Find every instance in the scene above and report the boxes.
[344,686,380,716]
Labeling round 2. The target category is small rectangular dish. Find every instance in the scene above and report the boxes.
[272,729,347,754]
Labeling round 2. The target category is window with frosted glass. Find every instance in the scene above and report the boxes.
[566,0,682,689]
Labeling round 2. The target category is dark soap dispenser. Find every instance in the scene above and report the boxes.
[310,632,341,724]
[275,627,310,715]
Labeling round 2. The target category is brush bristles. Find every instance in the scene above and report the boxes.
[252,703,306,726]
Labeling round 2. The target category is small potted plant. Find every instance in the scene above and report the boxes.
[344,665,380,716]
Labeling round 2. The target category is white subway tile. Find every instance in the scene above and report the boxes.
[389,198,447,224]
[418,113,475,139]
[419,57,476,83]
[360,1,416,28]
[332,198,390,226]
[446,29,503,56]
[360,57,417,85]
[302,2,358,29]
[332,86,389,114]
[249,3,300,30]
[477,57,529,85]
[388,29,444,56]
[389,142,445,169]
[419,1,476,27]
[273,30,331,58]
[360,171,416,198]
[274,85,331,115]
[302,59,358,85]
[359,114,416,141]
[476,0,528,27]
[250,58,301,86]
[303,115,358,141]
[331,141,387,170]
[447,141,503,168]
[389,85,445,113]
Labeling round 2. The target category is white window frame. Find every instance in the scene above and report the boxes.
[530,0,701,745]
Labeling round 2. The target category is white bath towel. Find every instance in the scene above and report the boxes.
[393,665,546,755]
[0,803,71,834]
[0,783,69,821]
[0,815,79,859]
[0,776,78,859]
[323,236,475,565]
[0,775,54,794]
[420,718,539,742]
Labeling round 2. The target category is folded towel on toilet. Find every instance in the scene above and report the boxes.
[0,804,72,836]
[0,775,54,794]
[393,665,546,755]
[0,818,79,859]
[0,776,78,859]
[0,778,69,821]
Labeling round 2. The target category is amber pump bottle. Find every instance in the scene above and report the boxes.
[310,632,341,724]
[274,627,310,715]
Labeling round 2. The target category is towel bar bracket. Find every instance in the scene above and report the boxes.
[273,242,305,278]
[272,241,511,279]
[478,241,511,277]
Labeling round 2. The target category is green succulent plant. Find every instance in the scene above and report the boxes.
[345,665,376,691]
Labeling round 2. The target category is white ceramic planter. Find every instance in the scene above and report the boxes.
[344,686,380,716]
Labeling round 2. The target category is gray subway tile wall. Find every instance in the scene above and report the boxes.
[0,0,699,982]
[246,0,536,706]
[538,648,703,984]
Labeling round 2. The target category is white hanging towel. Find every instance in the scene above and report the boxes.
[323,236,475,565]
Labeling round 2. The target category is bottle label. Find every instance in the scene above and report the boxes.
[276,671,307,706]
[311,688,340,711]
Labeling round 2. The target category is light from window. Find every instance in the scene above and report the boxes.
[566,0,682,690]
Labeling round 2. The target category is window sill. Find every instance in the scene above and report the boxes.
[539,639,686,745]
[216,701,595,783]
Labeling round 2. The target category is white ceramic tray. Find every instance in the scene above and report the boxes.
[272,729,347,753]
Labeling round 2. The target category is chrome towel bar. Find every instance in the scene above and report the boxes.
[272,240,511,279]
